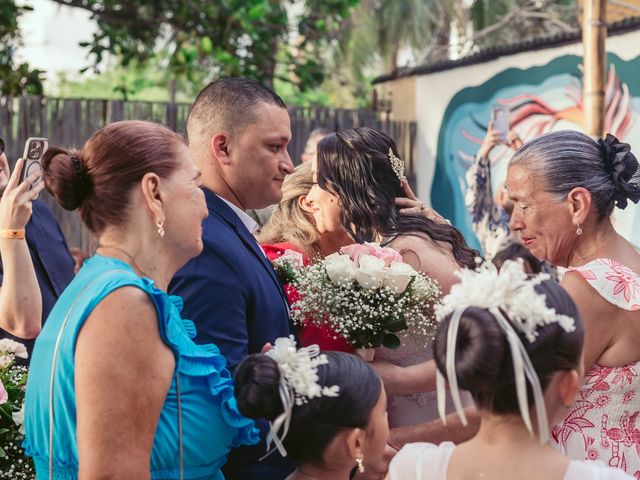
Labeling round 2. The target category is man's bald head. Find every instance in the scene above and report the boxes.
[187,77,287,147]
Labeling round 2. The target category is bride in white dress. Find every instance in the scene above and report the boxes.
[389,262,634,480]
[307,127,478,435]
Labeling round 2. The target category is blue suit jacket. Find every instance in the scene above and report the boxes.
[169,188,295,479]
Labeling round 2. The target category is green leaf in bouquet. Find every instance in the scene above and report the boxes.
[0,445,6,458]
[354,329,378,349]
[382,333,401,350]
[385,314,408,333]
[370,331,385,348]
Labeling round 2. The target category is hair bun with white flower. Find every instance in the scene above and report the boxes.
[434,260,579,444]
[234,336,339,458]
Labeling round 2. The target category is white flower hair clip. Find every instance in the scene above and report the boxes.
[388,148,407,184]
[435,259,576,342]
[263,336,339,457]
[434,260,576,444]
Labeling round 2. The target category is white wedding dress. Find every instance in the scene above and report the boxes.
[376,235,473,429]
[375,328,473,428]
[388,442,635,480]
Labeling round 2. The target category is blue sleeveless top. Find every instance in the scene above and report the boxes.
[23,255,259,479]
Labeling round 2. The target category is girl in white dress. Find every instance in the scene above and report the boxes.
[389,261,634,480]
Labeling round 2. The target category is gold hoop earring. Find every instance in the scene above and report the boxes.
[156,219,165,238]
[356,456,365,474]
[576,223,583,236]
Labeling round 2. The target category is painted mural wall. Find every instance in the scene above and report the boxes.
[429,52,640,252]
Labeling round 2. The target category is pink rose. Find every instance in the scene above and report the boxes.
[375,246,403,267]
[340,243,377,263]
[0,381,7,405]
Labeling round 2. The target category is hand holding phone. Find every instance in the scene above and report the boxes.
[491,106,510,142]
[19,137,48,197]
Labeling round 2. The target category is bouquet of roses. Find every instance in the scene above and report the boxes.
[0,339,33,479]
[290,243,441,354]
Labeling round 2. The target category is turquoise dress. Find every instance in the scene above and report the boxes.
[23,255,259,479]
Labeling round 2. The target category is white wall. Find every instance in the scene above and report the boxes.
[411,28,640,202]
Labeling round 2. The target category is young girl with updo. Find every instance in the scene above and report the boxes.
[234,342,390,480]
[389,261,633,480]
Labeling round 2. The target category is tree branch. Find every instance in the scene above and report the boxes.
[48,0,174,32]
[609,0,640,14]
[521,11,578,32]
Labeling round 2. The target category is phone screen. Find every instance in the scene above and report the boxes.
[492,106,510,142]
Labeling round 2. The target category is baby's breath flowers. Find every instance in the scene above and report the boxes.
[0,339,33,479]
[290,245,441,350]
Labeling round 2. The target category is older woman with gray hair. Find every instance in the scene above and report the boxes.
[506,130,640,475]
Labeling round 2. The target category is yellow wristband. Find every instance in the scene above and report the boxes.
[0,228,25,239]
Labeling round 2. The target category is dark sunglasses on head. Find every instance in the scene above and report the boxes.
[0,138,4,155]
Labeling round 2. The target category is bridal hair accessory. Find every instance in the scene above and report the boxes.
[388,148,407,184]
[263,336,340,457]
[434,260,576,443]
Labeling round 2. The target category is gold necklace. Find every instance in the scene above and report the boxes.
[572,228,615,265]
[97,244,152,278]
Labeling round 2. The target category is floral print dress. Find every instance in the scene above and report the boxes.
[552,258,640,477]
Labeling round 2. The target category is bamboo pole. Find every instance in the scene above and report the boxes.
[582,0,608,137]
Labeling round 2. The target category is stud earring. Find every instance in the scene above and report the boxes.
[576,223,583,236]
[356,456,365,473]
[156,219,165,238]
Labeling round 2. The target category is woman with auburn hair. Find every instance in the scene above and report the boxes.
[23,120,257,480]
[258,162,354,352]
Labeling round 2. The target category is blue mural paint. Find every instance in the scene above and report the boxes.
[432,54,640,252]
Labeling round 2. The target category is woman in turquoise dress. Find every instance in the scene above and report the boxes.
[23,120,258,479]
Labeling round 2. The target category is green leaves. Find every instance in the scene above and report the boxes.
[382,333,401,349]
[42,0,358,92]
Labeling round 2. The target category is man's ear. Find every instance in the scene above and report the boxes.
[567,187,592,227]
[211,132,232,166]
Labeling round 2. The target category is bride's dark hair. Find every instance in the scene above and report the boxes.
[316,127,478,268]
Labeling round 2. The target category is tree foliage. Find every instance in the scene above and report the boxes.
[49,0,358,92]
[0,0,44,95]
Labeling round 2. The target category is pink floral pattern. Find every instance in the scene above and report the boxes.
[553,363,640,475]
[567,258,640,310]
[553,259,640,476]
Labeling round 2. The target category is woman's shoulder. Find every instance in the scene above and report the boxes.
[565,460,635,480]
[388,442,455,480]
[565,258,640,311]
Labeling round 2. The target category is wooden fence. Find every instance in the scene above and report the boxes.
[0,96,417,251]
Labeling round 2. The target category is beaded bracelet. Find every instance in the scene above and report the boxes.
[0,228,26,239]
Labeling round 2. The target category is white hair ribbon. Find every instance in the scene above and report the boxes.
[436,306,550,443]
[261,337,340,459]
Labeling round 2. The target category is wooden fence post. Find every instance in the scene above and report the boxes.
[582,0,607,137]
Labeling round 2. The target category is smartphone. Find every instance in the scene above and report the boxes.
[19,137,48,193]
[491,105,510,142]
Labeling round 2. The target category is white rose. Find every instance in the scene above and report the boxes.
[0,355,12,369]
[383,261,416,293]
[324,253,356,285]
[0,338,28,359]
[355,255,387,290]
